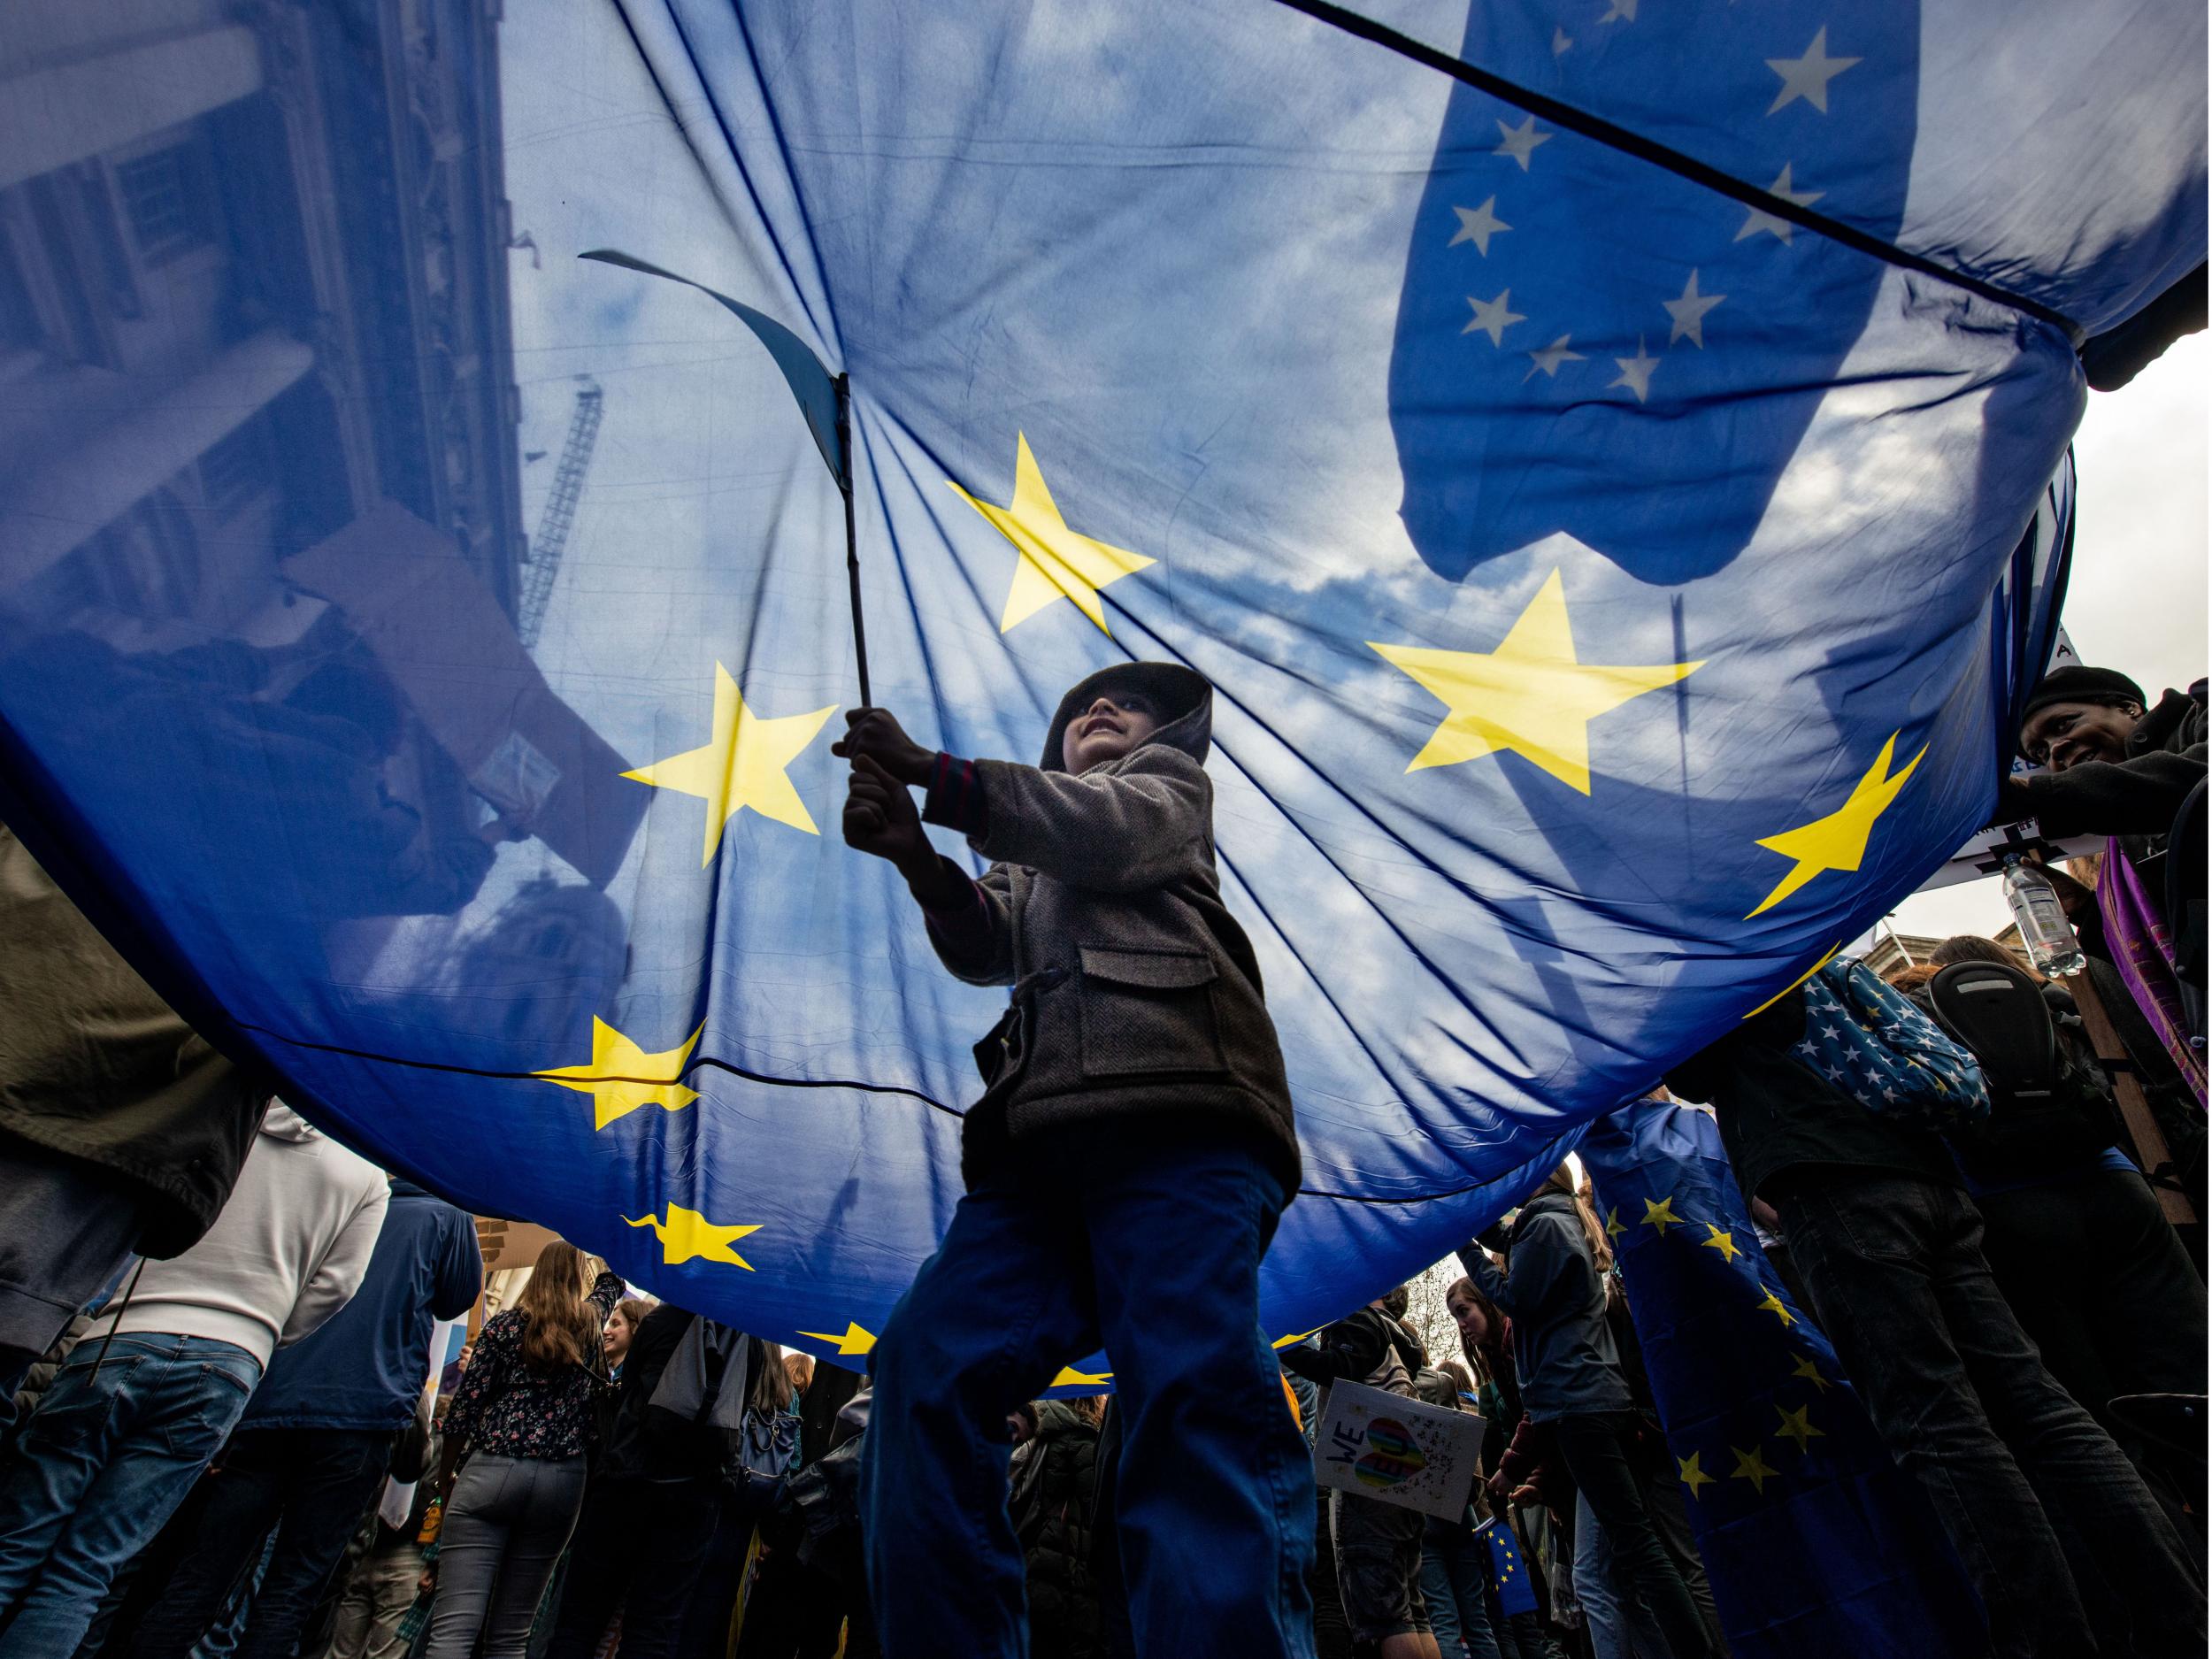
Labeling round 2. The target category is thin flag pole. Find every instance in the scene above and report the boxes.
[836,373,871,708]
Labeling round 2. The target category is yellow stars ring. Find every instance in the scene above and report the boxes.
[1792,1355,1832,1392]
[951,434,1155,636]
[1051,1365,1114,1387]
[1747,730,1925,918]
[1371,570,1701,794]
[1641,1196,1682,1235]
[1755,1290,1797,1327]
[624,664,837,864]
[1700,1223,1741,1263]
[1603,1207,1628,1244]
[534,1018,701,1131]
[625,1206,761,1270]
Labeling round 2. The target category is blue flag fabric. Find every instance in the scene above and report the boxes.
[1579,1101,1983,1656]
[1484,1520,1540,1620]
[0,2,2199,1370]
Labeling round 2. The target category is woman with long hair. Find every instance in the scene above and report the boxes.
[421,1241,621,1658]
[1458,1164,1718,1659]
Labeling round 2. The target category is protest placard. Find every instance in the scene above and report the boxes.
[1312,1381,1485,1520]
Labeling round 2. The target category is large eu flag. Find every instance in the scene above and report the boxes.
[0,1,2198,1372]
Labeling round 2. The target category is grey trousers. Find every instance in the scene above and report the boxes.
[419,1453,587,1659]
[328,1532,427,1659]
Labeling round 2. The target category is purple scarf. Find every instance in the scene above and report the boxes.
[2099,849,2206,1109]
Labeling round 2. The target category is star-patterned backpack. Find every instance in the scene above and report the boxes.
[1794,957,1991,1130]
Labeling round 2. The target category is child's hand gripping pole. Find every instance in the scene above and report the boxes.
[841,754,929,871]
[833,709,934,874]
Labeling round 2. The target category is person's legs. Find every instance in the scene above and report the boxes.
[420,1453,522,1658]
[348,1535,431,1659]
[229,1427,396,1659]
[541,1478,645,1659]
[586,1479,719,1659]
[1310,1486,1356,1659]
[1926,1184,2207,1657]
[1550,1414,1709,1659]
[118,1428,296,1657]
[0,1333,258,1659]
[476,1455,587,1658]
[861,1184,1091,1659]
[1571,1490,1634,1659]
[1429,1519,1500,1659]
[1078,1131,1316,1659]
[1780,1174,2095,1658]
[0,1340,140,1608]
[1331,1490,1429,1657]
[1417,1525,1464,1658]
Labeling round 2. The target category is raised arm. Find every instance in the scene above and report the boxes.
[960,746,1210,894]
[1455,1241,1514,1315]
[1276,1313,1389,1384]
[2010,741,2207,838]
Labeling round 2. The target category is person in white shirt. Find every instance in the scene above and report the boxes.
[0,1100,388,1658]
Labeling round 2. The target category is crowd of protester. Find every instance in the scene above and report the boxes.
[0,660,2201,1659]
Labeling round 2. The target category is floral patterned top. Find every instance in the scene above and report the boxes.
[443,1270,622,1462]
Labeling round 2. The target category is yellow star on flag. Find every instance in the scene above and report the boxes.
[1731,1444,1779,1494]
[1791,1355,1832,1392]
[1747,731,1926,917]
[1677,1452,1716,1498]
[623,664,836,864]
[1370,569,1701,793]
[1051,1365,1113,1386]
[1755,1290,1797,1327]
[534,1018,701,1131]
[1775,1403,1826,1454]
[1641,1195,1682,1235]
[624,1206,761,1270]
[1700,1224,1741,1263]
[798,1321,877,1357]
[1271,1328,1326,1350]
[950,434,1155,635]
[1604,1207,1628,1244]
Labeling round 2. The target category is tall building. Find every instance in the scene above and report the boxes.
[0,0,526,638]
[0,3,645,918]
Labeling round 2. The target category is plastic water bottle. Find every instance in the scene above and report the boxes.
[2002,854,2085,977]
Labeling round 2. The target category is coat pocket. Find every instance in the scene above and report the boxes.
[1076,946,1227,1079]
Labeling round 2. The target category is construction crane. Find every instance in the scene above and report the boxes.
[517,375,603,649]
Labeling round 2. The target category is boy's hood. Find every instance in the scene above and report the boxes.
[1040,662,1212,772]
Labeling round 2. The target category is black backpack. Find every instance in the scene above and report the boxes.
[1921,961,2120,1174]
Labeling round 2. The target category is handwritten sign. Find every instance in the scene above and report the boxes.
[1312,1380,1486,1519]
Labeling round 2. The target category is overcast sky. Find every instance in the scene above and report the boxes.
[1889,331,2208,944]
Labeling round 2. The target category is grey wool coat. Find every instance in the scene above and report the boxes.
[920,664,1300,1191]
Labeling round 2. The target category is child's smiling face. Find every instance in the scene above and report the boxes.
[1061,691,1161,772]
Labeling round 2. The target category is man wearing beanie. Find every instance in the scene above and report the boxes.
[2002,661,2205,1075]
[833,664,1313,1659]
[2005,664,2205,841]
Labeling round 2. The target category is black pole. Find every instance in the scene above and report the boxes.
[835,373,872,709]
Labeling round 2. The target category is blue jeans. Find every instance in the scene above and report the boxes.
[1571,1490,1634,1659]
[1419,1515,1502,1659]
[862,1125,1314,1659]
[0,1332,260,1656]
